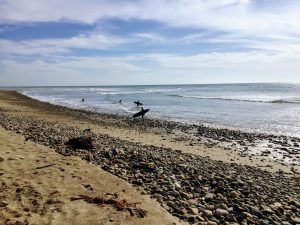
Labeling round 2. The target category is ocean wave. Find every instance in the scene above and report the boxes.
[97,89,175,95]
[144,88,182,93]
[168,94,299,104]
[97,92,121,95]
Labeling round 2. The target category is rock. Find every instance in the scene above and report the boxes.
[174,181,181,189]
[290,200,300,208]
[242,212,253,218]
[189,207,199,215]
[230,191,239,199]
[162,203,170,211]
[215,208,229,216]
[261,205,274,214]
[217,180,225,187]
[187,215,197,223]
[291,217,300,224]
[0,200,8,207]
[201,209,213,216]
[179,191,190,200]
[271,202,282,209]
[206,205,215,210]
[179,208,188,215]
[111,148,119,156]
[205,193,214,200]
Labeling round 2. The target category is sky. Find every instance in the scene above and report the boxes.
[0,0,300,86]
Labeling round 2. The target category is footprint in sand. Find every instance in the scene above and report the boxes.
[15,184,43,214]
[43,192,63,214]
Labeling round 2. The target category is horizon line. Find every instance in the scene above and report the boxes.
[1,82,299,89]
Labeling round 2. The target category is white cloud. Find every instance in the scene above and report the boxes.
[1,51,300,86]
[1,0,300,36]
[1,0,300,85]
[134,33,166,43]
[0,0,300,53]
[0,33,126,55]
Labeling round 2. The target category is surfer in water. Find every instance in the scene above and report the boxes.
[133,107,149,119]
[81,98,85,102]
[133,100,143,107]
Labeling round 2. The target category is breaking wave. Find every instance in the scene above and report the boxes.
[168,94,299,104]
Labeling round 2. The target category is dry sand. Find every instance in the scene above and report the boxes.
[0,126,182,225]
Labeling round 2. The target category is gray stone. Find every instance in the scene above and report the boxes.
[205,193,214,200]
[215,208,229,216]
[291,217,300,224]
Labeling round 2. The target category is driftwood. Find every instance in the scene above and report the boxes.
[35,164,55,170]
[70,195,147,218]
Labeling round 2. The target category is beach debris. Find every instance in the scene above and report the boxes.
[65,136,94,150]
[70,195,147,218]
[35,164,55,170]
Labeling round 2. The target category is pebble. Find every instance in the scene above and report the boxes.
[174,181,181,189]
[205,193,214,200]
[291,217,300,223]
[230,191,239,199]
[215,208,229,216]
[207,221,218,225]
[189,207,199,215]
[201,209,213,217]
[179,191,191,200]
[0,200,8,207]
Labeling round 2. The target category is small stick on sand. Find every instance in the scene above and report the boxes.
[35,164,55,170]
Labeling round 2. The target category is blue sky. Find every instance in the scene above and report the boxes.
[0,0,300,86]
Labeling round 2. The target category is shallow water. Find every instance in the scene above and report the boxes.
[17,83,300,137]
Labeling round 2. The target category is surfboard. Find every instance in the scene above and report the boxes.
[133,109,149,118]
[133,101,143,106]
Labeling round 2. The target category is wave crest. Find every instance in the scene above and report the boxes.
[168,94,299,104]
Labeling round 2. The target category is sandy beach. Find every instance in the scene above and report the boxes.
[0,90,299,225]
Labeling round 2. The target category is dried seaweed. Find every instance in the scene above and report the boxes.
[70,195,147,218]
[65,136,94,150]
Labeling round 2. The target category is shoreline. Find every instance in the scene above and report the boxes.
[18,89,300,139]
[0,90,299,224]
[13,90,300,170]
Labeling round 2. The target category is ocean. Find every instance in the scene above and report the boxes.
[17,83,300,137]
